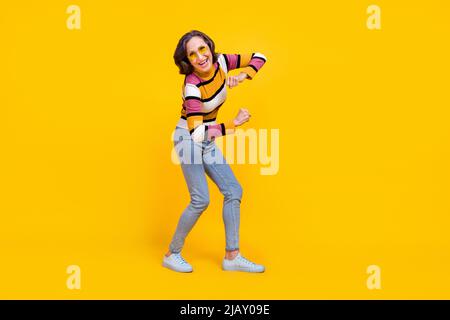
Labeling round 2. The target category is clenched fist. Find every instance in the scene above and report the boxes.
[226,72,248,89]
[233,108,251,127]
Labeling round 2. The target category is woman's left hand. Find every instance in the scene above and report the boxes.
[226,72,248,89]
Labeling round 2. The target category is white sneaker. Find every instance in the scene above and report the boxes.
[222,253,265,273]
[162,253,193,273]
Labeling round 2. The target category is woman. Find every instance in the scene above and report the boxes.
[163,30,267,273]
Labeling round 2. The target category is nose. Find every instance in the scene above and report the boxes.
[195,51,204,60]
[195,51,205,61]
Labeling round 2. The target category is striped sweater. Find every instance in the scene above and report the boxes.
[176,52,267,142]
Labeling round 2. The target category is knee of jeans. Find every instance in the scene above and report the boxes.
[191,194,210,211]
[225,183,243,201]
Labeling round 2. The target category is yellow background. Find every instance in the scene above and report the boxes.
[1,0,449,299]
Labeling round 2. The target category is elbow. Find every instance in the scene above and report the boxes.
[253,52,267,63]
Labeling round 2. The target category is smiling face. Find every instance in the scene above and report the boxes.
[186,36,213,77]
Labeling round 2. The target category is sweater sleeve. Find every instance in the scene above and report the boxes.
[184,83,235,142]
[222,52,267,79]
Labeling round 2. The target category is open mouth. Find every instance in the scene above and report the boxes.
[199,58,208,66]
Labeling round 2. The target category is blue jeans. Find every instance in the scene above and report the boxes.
[169,126,242,253]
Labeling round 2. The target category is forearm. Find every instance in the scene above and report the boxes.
[204,120,236,141]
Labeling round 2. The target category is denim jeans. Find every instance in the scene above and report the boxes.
[169,126,242,253]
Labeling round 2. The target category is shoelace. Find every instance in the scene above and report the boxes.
[237,255,256,266]
[173,254,187,265]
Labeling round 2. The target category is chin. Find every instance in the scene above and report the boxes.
[196,59,212,73]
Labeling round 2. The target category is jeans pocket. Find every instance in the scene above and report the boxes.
[173,127,192,145]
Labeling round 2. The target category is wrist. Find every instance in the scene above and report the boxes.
[241,72,249,80]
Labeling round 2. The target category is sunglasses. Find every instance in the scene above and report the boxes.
[187,46,208,62]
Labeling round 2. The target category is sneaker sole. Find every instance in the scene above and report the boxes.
[162,261,193,273]
[222,265,265,273]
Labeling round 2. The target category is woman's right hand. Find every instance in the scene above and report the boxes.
[233,108,251,127]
